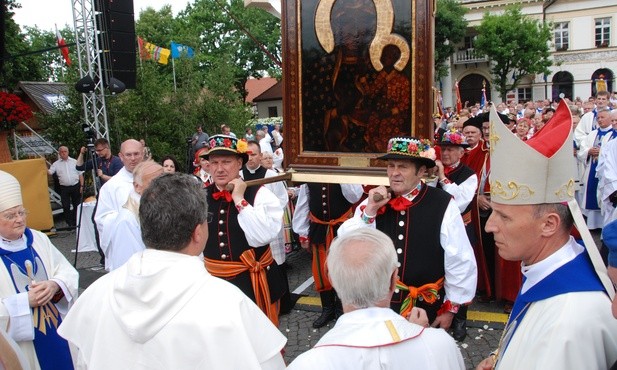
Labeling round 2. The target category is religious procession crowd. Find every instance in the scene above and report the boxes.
[2,93,617,370]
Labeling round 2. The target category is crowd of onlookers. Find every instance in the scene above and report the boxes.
[435,90,617,234]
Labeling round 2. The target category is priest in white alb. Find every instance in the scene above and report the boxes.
[476,102,617,370]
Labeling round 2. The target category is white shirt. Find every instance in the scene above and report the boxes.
[288,307,465,370]
[338,196,477,305]
[520,237,582,294]
[240,167,288,208]
[440,164,478,213]
[237,186,284,247]
[48,157,82,186]
[58,249,286,370]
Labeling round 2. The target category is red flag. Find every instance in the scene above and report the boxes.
[56,29,72,66]
[137,37,151,60]
[454,80,462,113]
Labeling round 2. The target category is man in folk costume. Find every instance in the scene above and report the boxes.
[434,130,478,341]
[202,135,285,326]
[576,108,616,230]
[241,141,292,314]
[461,113,494,299]
[292,182,363,328]
[477,103,617,370]
[0,170,79,370]
[338,137,477,330]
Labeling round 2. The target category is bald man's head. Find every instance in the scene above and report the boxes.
[120,139,144,173]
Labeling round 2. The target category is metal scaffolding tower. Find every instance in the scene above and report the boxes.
[71,0,110,141]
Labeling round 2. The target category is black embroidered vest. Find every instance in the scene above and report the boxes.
[307,183,354,244]
[377,184,450,320]
[204,183,284,303]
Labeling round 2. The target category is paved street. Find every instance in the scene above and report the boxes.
[49,221,506,369]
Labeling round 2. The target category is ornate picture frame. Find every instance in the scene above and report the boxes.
[282,0,435,174]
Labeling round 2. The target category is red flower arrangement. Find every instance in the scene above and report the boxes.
[0,92,33,131]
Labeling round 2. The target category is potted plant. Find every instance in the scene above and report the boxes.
[0,92,33,163]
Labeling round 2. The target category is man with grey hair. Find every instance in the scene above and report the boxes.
[288,227,464,370]
[59,174,287,369]
[48,145,84,227]
[105,160,163,271]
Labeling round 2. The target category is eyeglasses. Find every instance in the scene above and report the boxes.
[206,212,213,224]
[95,147,108,153]
[1,209,28,221]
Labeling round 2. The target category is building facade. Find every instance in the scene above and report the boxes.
[441,0,617,107]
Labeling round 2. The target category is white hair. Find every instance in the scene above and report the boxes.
[327,228,398,309]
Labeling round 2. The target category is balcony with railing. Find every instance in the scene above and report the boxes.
[453,48,488,64]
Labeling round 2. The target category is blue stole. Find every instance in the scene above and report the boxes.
[502,249,606,354]
[0,228,74,370]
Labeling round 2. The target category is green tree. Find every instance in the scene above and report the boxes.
[434,0,467,80]
[474,5,552,99]
[176,0,281,99]
[1,0,46,88]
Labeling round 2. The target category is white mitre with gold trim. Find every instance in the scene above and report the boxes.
[489,101,575,205]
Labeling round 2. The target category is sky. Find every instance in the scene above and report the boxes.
[13,0,190,31]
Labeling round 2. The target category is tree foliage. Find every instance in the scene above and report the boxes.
[474,5,552,99]
[1,0,46,88]
[434,0,467,80]
[176,0,282,97]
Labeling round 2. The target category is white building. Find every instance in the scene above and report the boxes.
[441,0,617,107]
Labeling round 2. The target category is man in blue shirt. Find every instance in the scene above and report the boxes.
[75,138,122,186]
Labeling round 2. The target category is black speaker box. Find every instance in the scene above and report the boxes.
[95,0,137,89]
